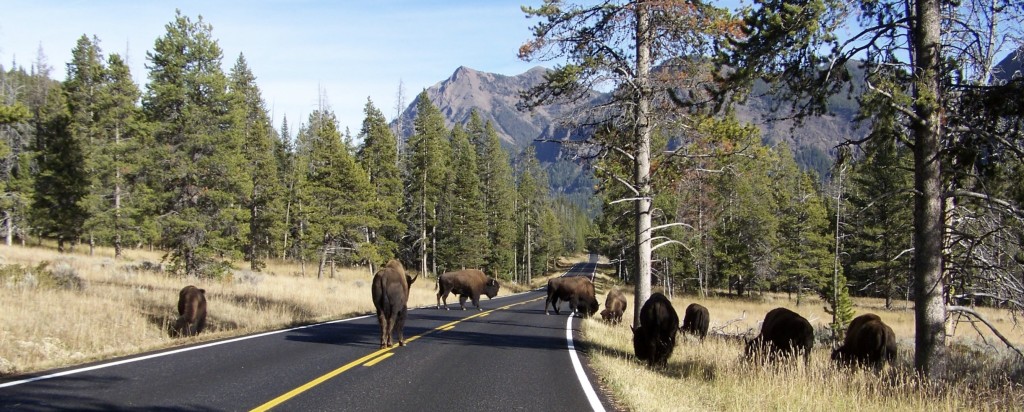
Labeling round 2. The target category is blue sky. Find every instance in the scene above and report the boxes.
[0,1,546,137]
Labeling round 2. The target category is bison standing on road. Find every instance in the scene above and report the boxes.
[371,259,418,348]
[600,288,627,324]
[632,292,679,367]
[680,303,710,340]
[545,276,599,317]
[831,313,897,369]
[745,307,814,365]
[173,285,207,337]
[436,269,500,310]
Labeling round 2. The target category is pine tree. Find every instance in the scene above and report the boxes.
[515,145,549,282]
[229,53,285,271]
[773,144,833,305]
[297,107,375,278]
[467,112,517,280]
[274,116,297,259]
[96,54,149,257]
[64,35,106,253]
[356,98,404,268]
[143,11,250,277]
[402,91,450,276]
[31,83,88,252]
[437,123,487,272]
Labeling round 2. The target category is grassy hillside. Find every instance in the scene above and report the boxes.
[583,270,1024,411]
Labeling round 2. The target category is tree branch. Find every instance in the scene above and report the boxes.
[947,305,1024,360]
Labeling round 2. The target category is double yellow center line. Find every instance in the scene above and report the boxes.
[250,297,541,411]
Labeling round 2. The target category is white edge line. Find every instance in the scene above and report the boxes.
[566,316,606,412]
[0,314,373,389]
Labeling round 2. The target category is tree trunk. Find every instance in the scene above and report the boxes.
[911,0,948,379]
[632,1,654,328]
[114,125,122,259]
[4,210,12,246]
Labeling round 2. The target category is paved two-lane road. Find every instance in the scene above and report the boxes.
[0,258,611,411]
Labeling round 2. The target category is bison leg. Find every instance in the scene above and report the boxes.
[377,310,390,348]
[472,294,482,311]
[395,307,408,346]
[459,294,469,310]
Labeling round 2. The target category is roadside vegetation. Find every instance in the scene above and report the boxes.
[582,271,1024,411]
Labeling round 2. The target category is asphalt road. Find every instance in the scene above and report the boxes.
[0,259,610,411]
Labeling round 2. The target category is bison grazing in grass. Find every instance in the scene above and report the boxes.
[173,285,207,337]
[436,269,500,310]
[680,303,710,340]
[371,259,418,348]
[632,292,679,367]
[831,313,897,370]
[745,307,814,365]
[545,276,599,317]
[600,288,627,324]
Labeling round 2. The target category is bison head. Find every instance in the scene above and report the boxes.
[632,325,652,362]
[484,277,500,299]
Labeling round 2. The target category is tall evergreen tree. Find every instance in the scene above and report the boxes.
[515,145,549,282]
[773,145,833,305]
[468,112,517,280]
[229,53,285,271]
[95,54,149,257]
[356,98,405,268]
[31,84,88,252]
[437,123,487,272]
[64,35,106,253]
[402,91,450,276]
[143,11,250,277]
[275,116,297,259]
[296,107,375,278]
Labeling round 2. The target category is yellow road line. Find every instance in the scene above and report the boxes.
[250,296,543,411]
[362,352,393,367]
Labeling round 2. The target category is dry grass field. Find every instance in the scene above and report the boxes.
[583,268,1024,411]
[0,244,542,377]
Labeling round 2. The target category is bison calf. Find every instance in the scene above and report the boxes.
[831,313,897,370]
[632,292,679,367]
[545,276,599,317]
[173,285,207,337]
[680,303,710,340]
[745,307,814,365]
[371,259,418,348]
[600,288,627,324]
[436,269,500,311]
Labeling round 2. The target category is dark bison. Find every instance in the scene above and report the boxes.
[831,313,897,369]
[545,276,599,317]
[632,292,679,367]
[680,303,710,340]
[600,288,627,324]
[436,269,500,310]
[173,285,207,337]
[371,259,418,348]
[745,307,814,365]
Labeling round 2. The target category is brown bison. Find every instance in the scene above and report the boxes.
[680,303,710,340]
[831,313,897,369]
[632,292,679,367]
[371,259,418,348]
[436,269,500,311]
[600,288,627,324]
[173,285,207,337]
[745,307,814,365]
[545,276,599,317]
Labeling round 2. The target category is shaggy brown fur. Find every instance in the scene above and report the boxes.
[371,260,418,348]
[173,285,207,337]
[436,269,500,310]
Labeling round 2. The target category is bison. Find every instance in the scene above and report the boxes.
[680,303,710,340]
[831,313,897,370]
[632,292,679,367]
[600,288,627,324]
[173,285,207,337]
[745,307,814,365]
[545,276,599,317]
[436,269,500,310]
[371,259,418,348]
